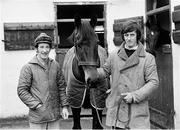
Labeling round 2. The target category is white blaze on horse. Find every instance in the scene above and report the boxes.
[62,15,109,129]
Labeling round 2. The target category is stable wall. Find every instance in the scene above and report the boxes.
[0,0,55,117]
[0,0,3,117]
[0,0,145,118]
[106,0,145,53]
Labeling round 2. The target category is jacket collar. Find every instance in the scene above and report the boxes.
[29,55,53,69]
[118,42,146,72]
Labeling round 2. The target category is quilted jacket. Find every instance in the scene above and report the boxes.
[17,56,68,123]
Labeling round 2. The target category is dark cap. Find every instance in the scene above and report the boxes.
[34,33,52,48]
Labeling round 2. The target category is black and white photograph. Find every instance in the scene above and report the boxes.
[0,0,180,129]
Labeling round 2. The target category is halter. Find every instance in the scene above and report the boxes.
[74,44,100,67]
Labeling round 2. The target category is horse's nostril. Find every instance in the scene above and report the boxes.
[87,78,97,88]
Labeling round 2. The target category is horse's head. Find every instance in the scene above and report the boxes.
[68,15,99,87]
[145,15,171,56]
[145,16,160,56]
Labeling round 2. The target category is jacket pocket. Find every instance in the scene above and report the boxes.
[29,104,51,122]
[36,105,46,112]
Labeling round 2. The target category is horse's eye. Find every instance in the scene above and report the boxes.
[151,31,154,36]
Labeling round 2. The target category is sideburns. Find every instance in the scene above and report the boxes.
[36,49,39,53]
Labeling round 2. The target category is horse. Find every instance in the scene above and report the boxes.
[145,15,171,56]
[62,15,109,129]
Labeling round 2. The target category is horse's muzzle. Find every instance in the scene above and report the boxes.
[87,78,97,88]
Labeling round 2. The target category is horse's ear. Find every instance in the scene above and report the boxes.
[74,14,81,28]
[90,14,97,28]
[146,15,159,29]
[66,30,75,46]
[146,16,153,29]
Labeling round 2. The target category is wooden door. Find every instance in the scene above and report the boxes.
[146,0,174,129]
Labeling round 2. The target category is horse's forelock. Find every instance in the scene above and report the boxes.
[68,20,98,46]
[79,21,98,43]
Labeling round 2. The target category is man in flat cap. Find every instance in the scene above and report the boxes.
[17,33,69,129]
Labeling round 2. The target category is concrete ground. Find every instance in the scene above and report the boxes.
[0,109,158,129]
[0,116,111,130]
[0,109,111,130]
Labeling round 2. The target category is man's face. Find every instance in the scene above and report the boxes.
[124,31,137,48]
[36,43,51,60]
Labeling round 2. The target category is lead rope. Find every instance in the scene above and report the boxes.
[114,98,131,130]
[91,88,112,129]
[92,88,131,130]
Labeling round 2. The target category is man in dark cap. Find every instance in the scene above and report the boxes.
[17,32,69,129]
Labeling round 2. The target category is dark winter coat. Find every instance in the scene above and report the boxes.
[17,56,68,123]
[62,45,109,109]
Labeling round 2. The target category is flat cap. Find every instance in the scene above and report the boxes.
[34,33,52,48]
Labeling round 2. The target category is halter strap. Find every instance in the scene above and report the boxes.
[74,46,99,66]
[78,61,99,66]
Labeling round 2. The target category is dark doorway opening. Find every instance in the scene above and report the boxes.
[56,4,106,48]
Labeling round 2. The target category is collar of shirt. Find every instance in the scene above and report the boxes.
[124,44,138,50]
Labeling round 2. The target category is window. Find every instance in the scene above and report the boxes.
[3,22,54,51]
